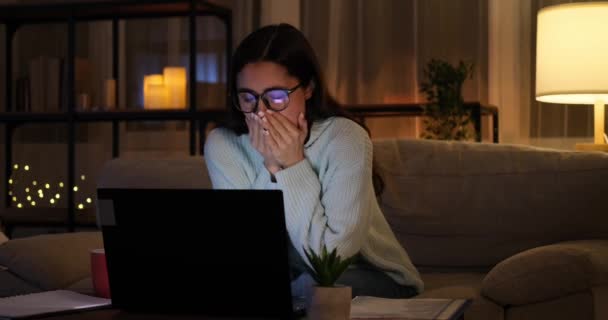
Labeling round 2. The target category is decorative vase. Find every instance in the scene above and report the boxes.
[307,285,352,320]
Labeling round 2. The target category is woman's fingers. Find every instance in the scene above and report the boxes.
[263,126,279,153]
[266,111,299,137]
[259,112,287,146]
[251,111,307,169]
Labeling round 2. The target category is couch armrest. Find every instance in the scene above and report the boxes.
[481,240,608,306]
[0,232,102,290]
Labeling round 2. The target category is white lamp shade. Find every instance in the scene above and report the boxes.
[536,2,608,105]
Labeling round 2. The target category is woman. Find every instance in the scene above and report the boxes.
[204,23,423,298]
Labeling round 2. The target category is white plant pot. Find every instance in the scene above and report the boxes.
[307,285,352,320]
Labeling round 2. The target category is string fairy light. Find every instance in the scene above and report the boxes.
[7,164,94,209]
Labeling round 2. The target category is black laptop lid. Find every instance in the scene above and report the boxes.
[96,188,294,319]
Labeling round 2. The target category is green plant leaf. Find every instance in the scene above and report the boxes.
[419,58,475,141]
[303,247,323,285]
[328,247,338,270]
[302,244,355,287]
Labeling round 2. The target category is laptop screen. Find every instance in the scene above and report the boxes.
[97,188,294,319]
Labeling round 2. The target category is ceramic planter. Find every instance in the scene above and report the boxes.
[307,285,352,320]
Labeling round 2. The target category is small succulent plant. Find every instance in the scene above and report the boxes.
[303,244,355,287]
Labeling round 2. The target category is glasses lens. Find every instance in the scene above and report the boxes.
[237,92,257,112]
[263,90,290,111]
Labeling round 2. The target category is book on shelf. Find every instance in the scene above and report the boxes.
[28,55,63,113]
[0,290,111,319]
[350,296,471,320]
[15,77,31,112]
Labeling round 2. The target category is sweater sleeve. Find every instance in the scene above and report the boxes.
[204,128,271,189]
[274,123,374,262]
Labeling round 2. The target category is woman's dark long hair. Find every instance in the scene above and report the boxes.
[220,23,384,195]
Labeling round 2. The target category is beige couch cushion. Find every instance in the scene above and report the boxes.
[373,138,608,268]
[96,157,211,189]
[0,232,103,290]
[417,272,503,320]
[0,269,42,297]
[0,232,8,245]
[593,286,608,320]
[67,276,94,296]
[505,291,594,320]
[481,240,608,306]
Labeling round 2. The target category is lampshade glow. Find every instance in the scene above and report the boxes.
[536,2,608,145]
[536,3,608,104]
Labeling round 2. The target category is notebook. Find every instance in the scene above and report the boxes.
[0,290,111,319]
[96,188,299,319]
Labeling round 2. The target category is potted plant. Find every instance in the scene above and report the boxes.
[303,245,355,320]
[419,58,476,141]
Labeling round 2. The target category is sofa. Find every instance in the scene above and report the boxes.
[0,138,607,320]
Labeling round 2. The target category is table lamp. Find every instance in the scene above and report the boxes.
[536,2,608,150]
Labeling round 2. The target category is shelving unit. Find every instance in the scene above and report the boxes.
[0,0,232,234]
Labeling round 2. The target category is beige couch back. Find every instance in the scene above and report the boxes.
[374,139,608,269]
[96,139,608,269]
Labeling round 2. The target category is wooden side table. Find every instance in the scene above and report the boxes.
[575,143,608,152]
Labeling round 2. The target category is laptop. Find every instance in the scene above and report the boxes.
[96,188,304,319]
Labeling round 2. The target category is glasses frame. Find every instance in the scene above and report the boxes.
[234,83,303,113]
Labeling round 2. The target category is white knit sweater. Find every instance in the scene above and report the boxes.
[203,117,423,292]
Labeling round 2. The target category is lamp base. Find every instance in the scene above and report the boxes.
[594,101,606,144]
[575,143,608,152]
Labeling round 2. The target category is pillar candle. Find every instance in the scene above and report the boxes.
[163,67,187,109]
[104,79,116,110]
[148,84,169,109]
[78,93,90,110]
[144,74,164,109]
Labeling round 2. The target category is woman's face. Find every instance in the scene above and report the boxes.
[236,61,312,125]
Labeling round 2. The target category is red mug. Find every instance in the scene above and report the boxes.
[91,248,111,299]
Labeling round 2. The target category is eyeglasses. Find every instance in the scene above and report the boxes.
[234,83,302,113]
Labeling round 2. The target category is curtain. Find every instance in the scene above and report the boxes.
[301,0,488,105]
[301,0,488,139]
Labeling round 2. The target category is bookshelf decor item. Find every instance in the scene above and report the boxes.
[143,66,187,110]
[163,67,187,109]
[104,79,116,110]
